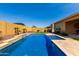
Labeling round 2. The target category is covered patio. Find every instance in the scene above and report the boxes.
[65,18,79,35]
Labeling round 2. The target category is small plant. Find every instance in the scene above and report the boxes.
[35,32,45,34]
[74,38,79,41]
[54,31,60,34]
[60,32,68,36]
[54,31,68,36]
[76,30,79,35]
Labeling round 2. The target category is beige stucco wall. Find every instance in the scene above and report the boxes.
[52,24,55,32]
[54,21,66,32]
[0,20,47,38]
[0,21,28,38]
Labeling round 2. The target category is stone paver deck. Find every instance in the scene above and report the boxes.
[52,35,79,56]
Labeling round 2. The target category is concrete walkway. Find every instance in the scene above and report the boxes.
[46,33,79,56]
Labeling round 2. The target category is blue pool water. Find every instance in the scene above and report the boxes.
[48,35,63,40]
[0,34,66,56]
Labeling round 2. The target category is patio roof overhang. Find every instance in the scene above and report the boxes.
[54,12,79,24]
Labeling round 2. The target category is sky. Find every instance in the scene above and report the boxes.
[0,3,79,27]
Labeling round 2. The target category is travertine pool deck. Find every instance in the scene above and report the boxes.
[46,33,79,56]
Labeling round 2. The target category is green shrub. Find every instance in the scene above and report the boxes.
[74,38,79,41]
[54,31,68,36]
[54,31,60,34]
[60,32,68,36]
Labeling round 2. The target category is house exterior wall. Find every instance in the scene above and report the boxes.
[54,21,66,33]
[54,13,79,34]
[52,24,54,32]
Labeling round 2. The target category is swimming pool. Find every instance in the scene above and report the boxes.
[48,35,64,40]
[0,34,66,56]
